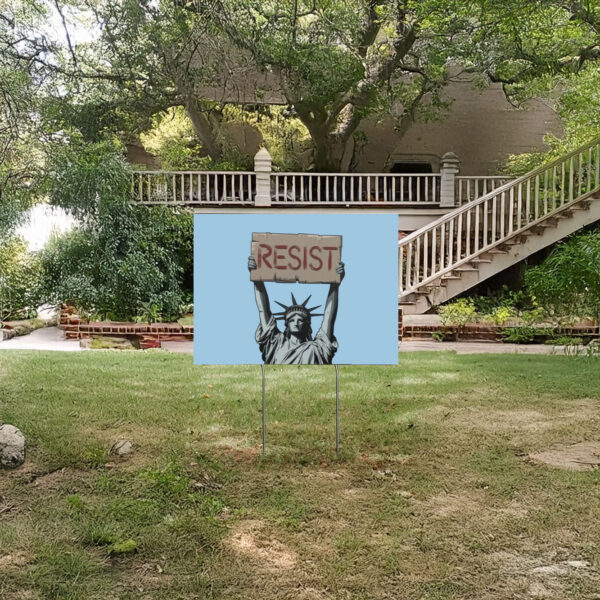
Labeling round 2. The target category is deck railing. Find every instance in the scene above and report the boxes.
[270,173,440,205]
[399,137,600,294]
[131,149,512,208]
[456,176,513,205]
[132,171,256,205]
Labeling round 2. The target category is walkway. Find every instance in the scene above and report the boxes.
[0,327,81,352]
[0,326,573,355]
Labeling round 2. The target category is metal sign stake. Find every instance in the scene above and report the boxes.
[261,364,266,454]
[335,364,340,453]
[259,364,340,454]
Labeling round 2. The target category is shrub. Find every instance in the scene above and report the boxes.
[0,235,41,321]
[526,231,600,325]
[438,298,477,328]
[38,141,193,321]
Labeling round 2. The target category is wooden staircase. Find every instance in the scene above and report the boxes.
[399,138,600,314]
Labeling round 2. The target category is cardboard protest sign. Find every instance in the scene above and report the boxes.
[250,232,342,284]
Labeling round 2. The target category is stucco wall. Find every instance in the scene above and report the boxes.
[357,80,562,175]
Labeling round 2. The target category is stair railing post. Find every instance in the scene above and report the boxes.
[254,147,272,207]
[440,152,461,208]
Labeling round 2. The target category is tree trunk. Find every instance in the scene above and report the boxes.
[184,97,223,162]
[312,134,343,172]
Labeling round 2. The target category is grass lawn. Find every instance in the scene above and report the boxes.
[0,350,599,599]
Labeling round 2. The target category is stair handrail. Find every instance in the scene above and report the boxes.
[399,135,600,295]
[399,136,600,247]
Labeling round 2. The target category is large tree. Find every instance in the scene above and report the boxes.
[47,0,543,171]
[206,0,480,170]
[0,0,51,239]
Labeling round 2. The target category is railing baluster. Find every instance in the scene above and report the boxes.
[431,227,437,276]
[400,176,404,202]
[406,243,413,289]
[457,213,462,261]
[448,220,454,266]
[578,152,583,197]
[492,194,497,242]
[475,202,480,253]
[587,148,591,195]
[423,231,429,278]
[596,144,600,189]
[569,156,574,202]
[416,236,421,285]
[440,222,446,270]
[482,200,489,248]
[517,183,522,230]
[466,208,471,256]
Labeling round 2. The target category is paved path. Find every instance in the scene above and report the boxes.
[0,327,81,352]
[0,327,570,355]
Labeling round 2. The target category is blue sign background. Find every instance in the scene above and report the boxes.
[194,213,398,364]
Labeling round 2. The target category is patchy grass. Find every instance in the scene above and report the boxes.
[0,351,599,599]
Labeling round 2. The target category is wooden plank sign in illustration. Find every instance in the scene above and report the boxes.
[250,232,342,284]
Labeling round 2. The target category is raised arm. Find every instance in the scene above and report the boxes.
[318,262,345,340]
[248,255,272,329]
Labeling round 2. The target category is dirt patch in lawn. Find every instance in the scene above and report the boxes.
[225,519,298,571]
[529,441,600,470]
[416,491,529,520]
[0,551,33,571]
[489,550,598,598]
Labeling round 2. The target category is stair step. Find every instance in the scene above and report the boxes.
[470,258,492,264]
[441,275,461,280]
[454,266,479,272]
[556,210,573,218]
[398,301,416,306]
[572,201,591,210]
[487,248,509,254]
[426,282,446,290]
[539,218,558,227]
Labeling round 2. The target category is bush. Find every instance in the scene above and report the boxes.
[0,235,41,321]
[438,298,477,328]
[38,141,193,321]
[525,231,600,325]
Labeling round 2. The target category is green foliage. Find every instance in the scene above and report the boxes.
[471,285,535,315]
[0,235,40,321]
[438,298,477,328]
[500,326,539,344]
[38,142,193,321]
[488,305,515,326]
[525,230,600,324]
[45,139,132,221]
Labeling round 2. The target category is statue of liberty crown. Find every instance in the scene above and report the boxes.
[273,293,323,321]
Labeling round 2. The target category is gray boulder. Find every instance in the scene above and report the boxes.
[0,424,26,468]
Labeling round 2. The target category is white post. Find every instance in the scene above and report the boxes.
[440,152,460,208]
[254,147,272,207]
